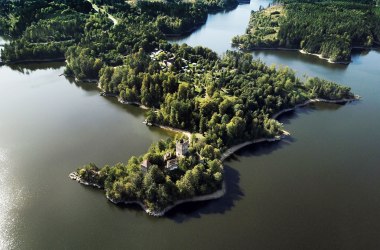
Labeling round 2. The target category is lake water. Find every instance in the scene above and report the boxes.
[1,1,380,249]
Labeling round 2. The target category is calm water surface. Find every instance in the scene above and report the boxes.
[169,0,272,54]
[1,1,380,249]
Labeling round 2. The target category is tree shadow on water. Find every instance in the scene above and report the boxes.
[234,138,294,160]
[165,136,298,222]
[165,165,244,223]
[275,102,348,126]
[6,61,65,73]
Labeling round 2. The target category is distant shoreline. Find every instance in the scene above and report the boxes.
[299,50,349,64]
[237,45,379,64]
[271,96,360,120]
[238,46,350,64]
[164,24,205,38]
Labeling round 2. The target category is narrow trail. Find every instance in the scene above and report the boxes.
[87,0,119,26]
[29,39,75,46]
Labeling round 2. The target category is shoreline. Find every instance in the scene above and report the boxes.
[69,172,102,189]
[165,3,239,38]
[271,96,360,120]
[118,98,150,110]
[69,171,226,217]
[220,132,290,161]
[75,78,98,83]
[164,23,205,38]
[107,181,226,217]
[220,96,359,161]
[69,95,359,216]
[239,46,299,52]
[236,45,379,64]
[299,50,349,64]
[152,123,192,140]
[95,82,151,110]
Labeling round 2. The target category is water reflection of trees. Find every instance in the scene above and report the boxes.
[6,62,64,74]
[66,75,151,119]
[252,50,349,71]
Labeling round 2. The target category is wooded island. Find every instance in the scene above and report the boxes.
[232,0,380,63]
[0,0,357,215]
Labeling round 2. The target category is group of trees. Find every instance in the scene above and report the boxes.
[232,4,283,49]
[0,0,238,62]
[233,0,380,62]
[0,1,90,62]
[98,46,353,150]
[78,136,224,211]
[306,77,352,100]
[64,12,163,79]
[137,1,209,35]
[0,0,91,37]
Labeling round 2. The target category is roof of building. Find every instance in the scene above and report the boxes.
[176,139,189,146]
[166,159,178,170]
[141,159,151,168]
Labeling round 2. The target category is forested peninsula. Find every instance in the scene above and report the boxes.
[232,0,380,63]
[0,0,357,215]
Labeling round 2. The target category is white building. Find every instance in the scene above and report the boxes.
[176,140,189,157]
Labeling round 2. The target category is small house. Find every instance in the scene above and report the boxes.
[166,159,178,171]
[141,159,151,173]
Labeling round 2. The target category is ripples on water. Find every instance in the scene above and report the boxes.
[0,148,25,250]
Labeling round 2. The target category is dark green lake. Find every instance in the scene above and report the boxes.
[1,1,380,249]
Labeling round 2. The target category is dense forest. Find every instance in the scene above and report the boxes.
[0,0,355,213]
[96,46,352,150]
[0,0,91,62]
[233,0,380,62]
[0,0,238,62]
[77,135,224,211]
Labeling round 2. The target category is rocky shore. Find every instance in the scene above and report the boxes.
[117,98,150,110]
[69,172,102,189]
[152,124,192,140]
[107,182,226,217]
[271,96,360,120]
[236,44,369,64]
[75,78,98,83]
[220,131,290,161]
[299,50,350,64]
[69,170,225,216]
[211,96,359,162]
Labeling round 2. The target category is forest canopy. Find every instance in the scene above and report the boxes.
[232,0,380,62]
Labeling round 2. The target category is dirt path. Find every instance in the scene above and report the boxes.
[87,0,119,26]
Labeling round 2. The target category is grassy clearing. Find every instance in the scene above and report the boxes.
[249,5,284,42]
